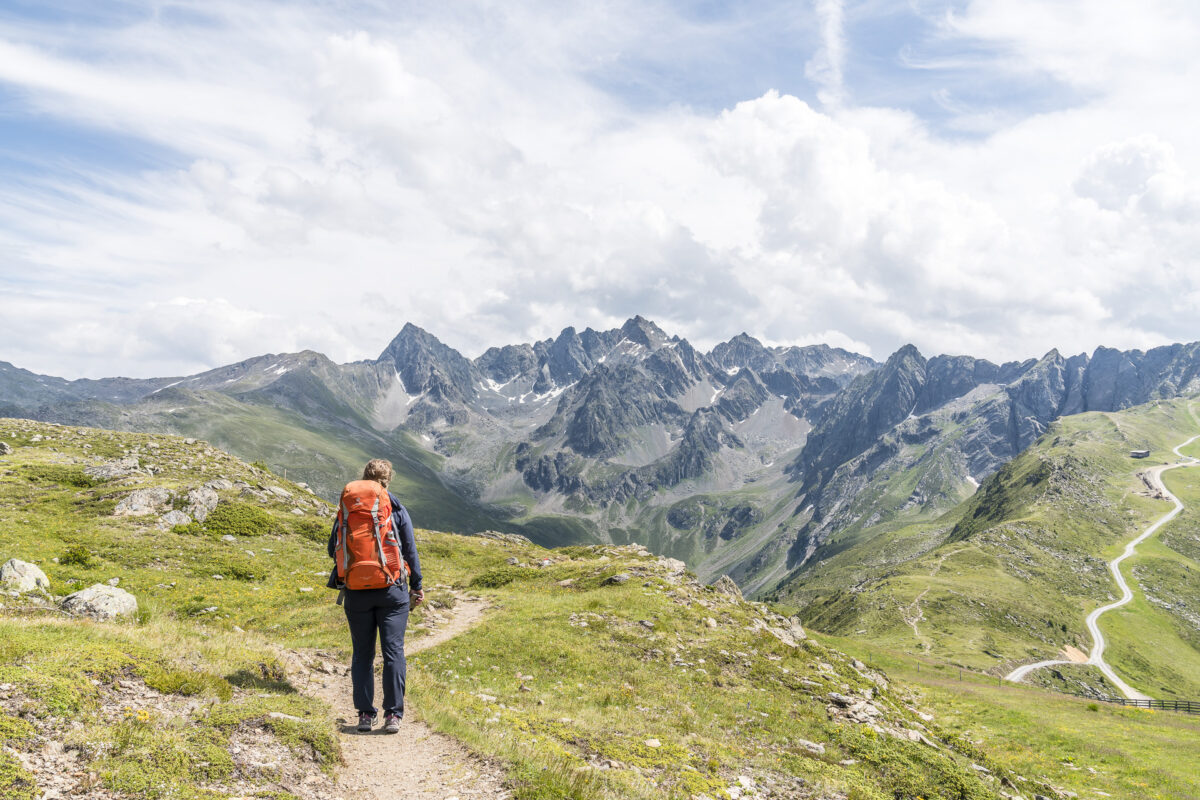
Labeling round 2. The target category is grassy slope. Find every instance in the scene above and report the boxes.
[3,418,1199,799]
[819,634,1200,800]
[779,398,1200,696]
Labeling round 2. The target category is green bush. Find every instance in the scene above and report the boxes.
[19,465,98,488]
[469,566,526,588]
[141,665,233,702]
[290,516,329,544]
[60,545,98,568]
[0,750,36,800]
[203,502,276,538]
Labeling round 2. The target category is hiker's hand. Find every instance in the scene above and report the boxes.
[411,589,424,608]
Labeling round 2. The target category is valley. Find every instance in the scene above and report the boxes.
[1,419,1198,799]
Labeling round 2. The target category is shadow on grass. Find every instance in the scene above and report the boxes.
[226,665,298,694]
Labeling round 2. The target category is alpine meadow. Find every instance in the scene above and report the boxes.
[4,2,1200,799]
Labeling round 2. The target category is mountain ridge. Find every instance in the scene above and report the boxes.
[5,321,1200,603]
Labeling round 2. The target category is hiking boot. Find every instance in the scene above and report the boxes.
[384,713,402,734]
[356,712,376,732]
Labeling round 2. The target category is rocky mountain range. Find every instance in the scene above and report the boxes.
[4,317,1200,596]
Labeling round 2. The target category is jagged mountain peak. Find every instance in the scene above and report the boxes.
[619,315,670,350]
[376,322,477,402]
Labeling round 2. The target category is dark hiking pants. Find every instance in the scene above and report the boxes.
[343,584,410,717]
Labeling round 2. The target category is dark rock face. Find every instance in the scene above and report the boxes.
[716,369,770,423]
[378,322,478,402]
[477,344,538,384]
[654,409,736,486]
[536,327,595,393]
[782,339,1200,573]
[665,496,762,542]
[709,333,875,385]
[792,344,927,492]
[562,364,684,457]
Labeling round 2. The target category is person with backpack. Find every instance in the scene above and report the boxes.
[327,458,424,734]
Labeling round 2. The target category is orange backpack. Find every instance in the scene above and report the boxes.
[334,480,409,590]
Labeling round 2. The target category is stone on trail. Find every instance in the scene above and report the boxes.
[62,584,138,619]
[0,559,50,593]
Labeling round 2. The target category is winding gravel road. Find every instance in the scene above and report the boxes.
[1005,433,1200,698]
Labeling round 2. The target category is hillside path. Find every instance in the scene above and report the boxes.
[286,596,509,800]
[1005,433,1200,698]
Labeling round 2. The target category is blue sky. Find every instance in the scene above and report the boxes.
[1,0,1199,378]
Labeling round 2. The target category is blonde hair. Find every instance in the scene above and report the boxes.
[362,458,393,488]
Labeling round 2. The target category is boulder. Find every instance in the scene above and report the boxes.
[113,487,173,517]
[185,487,219,522]
[205,479,234,491]
[84,456,140,480]
[62,584,138,619]
[601,573,631,586]
[159,510,192,528]
[711,575,743,600]
[0,442,12,455]
[0,559,49,593]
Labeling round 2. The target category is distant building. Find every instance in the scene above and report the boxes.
[1130,450,1151,458]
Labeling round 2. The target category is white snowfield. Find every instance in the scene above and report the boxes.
[1004,432,1200,699]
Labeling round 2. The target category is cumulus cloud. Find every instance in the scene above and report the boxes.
[0,0,1199,378]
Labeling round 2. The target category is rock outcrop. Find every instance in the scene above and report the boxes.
[1,559,49,593]
[62,583,138,619]
[113,487,173,516]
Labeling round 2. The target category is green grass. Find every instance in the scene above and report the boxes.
[818,634,1200,800]
[781,397,1200,681]
[5,417,1200,799]
[408,534,1008,800]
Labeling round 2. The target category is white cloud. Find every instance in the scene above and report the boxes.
[805,0,847,107]
[0,1,1199,379]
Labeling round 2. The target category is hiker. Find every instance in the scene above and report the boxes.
[327,458,424,734]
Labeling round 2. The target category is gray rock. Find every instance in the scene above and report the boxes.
[160,510,192,528]
[185,487,219,522]
[796,739,825,755]
[84,456,140,480]
[266,486,293,499]
[828,692,854,708]
[62,584,138,619]
[711,575,743,600]
[221,535,236,542]
[0,442,11,455]
[290,508,305,516]
[205,479,234,491]
[601,573,631,586]
[0,559,49,593]
[113,487,172,516]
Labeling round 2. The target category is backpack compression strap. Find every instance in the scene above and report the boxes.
[368,494,394,585]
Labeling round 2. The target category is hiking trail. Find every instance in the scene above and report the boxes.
[286,594,509,800]
[1005,430,1200,698]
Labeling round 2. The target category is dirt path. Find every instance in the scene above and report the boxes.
[1005,430,1200,698]
[287,596,509,800]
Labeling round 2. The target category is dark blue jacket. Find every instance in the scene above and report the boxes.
[327,491,422,599]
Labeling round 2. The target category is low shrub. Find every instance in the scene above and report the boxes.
[60,545,99,568]
[203,502,276,538]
